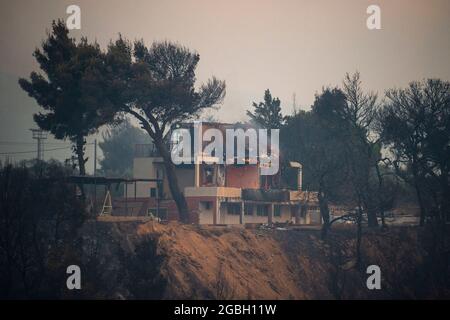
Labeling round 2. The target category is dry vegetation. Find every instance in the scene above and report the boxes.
[81,220,449,299]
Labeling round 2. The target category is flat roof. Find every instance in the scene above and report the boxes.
[66,176,162,185]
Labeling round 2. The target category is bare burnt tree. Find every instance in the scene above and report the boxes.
[380,79,450,225]
[341,72,381,228]
[0,160,86,298]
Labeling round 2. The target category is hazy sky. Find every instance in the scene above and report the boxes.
[0,0,449,167]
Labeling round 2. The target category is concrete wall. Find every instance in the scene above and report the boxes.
[133,157,161,178]
[125,181,158,198]
[226,165,260,189]
[243,214,269,224]
[133,157,195,200]
[198,200,214,224]
[272,205,293,223]
[219,203,241,224]
[242,203,268,224]
[309,208,322,224]
[130,158,160,198]
[184,186,241,198]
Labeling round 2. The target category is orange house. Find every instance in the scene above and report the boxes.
[115,122,320,225]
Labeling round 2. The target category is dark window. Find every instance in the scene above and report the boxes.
[244,204,254,216]
[150,188,157,198]
[200,201,212,210]
[227,203,241,215]
[290,206,298,218]
[203,166,214,185]
[274,205,281,217]
[257,205,269,216]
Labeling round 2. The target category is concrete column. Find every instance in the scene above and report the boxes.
[194,121,202,188]
[305,208,311,224]
[298,164,303,191]
[194,160,200,187]
[295,204,301,224]
[214,198,220,225]
[268,203,274,224]
[240,202,245,225]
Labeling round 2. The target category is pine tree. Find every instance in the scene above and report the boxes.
[247,89,284,129]
[19,20,116,176]
[105,39,226,222]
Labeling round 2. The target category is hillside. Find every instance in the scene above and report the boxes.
[78,219,450,299]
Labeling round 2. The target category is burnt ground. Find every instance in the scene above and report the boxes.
[78,219,450,299]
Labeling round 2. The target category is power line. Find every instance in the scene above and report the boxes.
[0,141,72,145]
[30,129,48,160]
[0,146,72,155]
[0,143,96,155]
[0,141,95,144]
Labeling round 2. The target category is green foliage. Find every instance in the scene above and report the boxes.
[282,88,350,200]
[105,38,226,138]
[282,75,387,234]
[19,20,118,175]
[99,119,149,177]
[104,38,226,221]
[247,89,284,129]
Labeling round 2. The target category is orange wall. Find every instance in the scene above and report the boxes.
[226,165,259,189]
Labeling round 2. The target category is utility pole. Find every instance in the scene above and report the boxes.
[30,129,47,160]
[94,139,97,176]
[94,139,97,215]
[292,92,297,114]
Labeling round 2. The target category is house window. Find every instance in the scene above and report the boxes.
[203,166,214,185]
[150,188,157,198]
[244,204,254,216]
[200,201,212,210]
[274,205,281,217]
[290,206,298,218]
[227,203,241,215]
[257,204,269,216]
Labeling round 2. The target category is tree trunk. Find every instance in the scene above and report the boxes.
[411,162,426,226]
[153,138,190,223]
[414,180,426,226]
[361,181,378,228]
[375,162,386,228]
[361,191,378,228]
[72,135,87,199]
[438,166,450,223]
[355,201,363,270]
[366,206,379,227]
[75,135,86,176]
[318,184,331,239]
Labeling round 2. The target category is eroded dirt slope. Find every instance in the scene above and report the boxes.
[81,220,450,299]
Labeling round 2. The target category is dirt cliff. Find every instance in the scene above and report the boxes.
[79,220,450,299]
